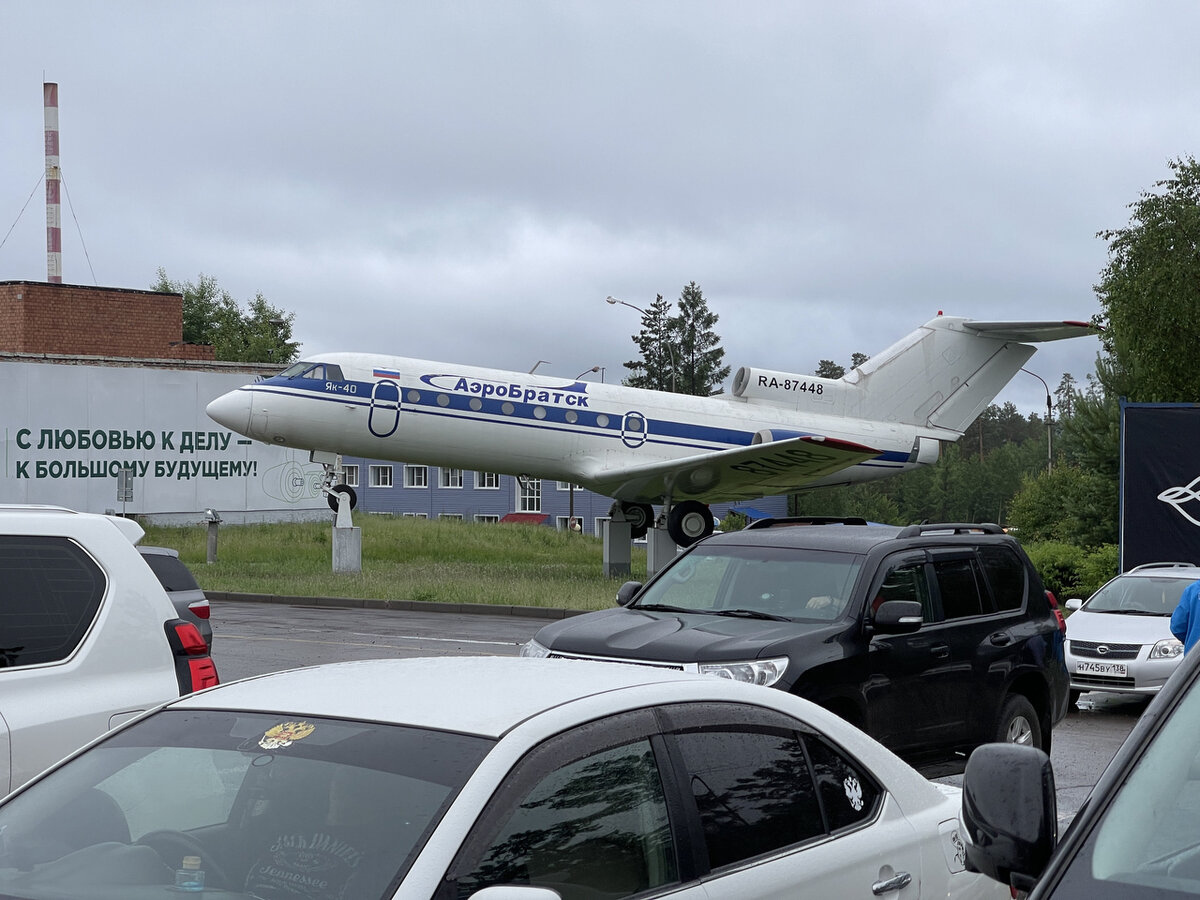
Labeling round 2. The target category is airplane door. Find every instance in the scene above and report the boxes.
[369,380,401,438]
[621,410,648,448]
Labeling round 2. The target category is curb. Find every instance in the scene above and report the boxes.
[205,591,588,620]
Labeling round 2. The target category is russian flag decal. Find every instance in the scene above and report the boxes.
[373,368,400,379]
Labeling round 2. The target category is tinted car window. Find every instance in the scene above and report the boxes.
[806,735,881,832]
[453,736,676,898]
[140,553,201,593]
[978,545,1026,612]
[674,726,822,867]
[663,702,881,868]
[0,535,105,667]
[933,556,987,620]
[875,562,935,620]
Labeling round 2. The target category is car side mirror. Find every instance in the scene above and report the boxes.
[615,581,643,607]
[960,743,1057,892]
[1065,598,1083,611]
[871,599,923,634]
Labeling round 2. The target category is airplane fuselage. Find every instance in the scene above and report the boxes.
[207,352,931,504]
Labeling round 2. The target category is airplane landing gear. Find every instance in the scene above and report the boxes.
[667,500,714,547]
[618,501,655,539]
[325,483,357,513]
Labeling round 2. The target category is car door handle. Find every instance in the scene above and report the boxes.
[872,871,912,894]
[930,643,950,659]
[989,631,1013,646]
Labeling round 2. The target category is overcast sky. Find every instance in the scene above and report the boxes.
[4,1,1197,414]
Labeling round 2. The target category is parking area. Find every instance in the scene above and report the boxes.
[211,600,1146,826]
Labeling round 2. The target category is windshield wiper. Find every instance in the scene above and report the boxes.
[634,603,710,614]
[714,608,791,621]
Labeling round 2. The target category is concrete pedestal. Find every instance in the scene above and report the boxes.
[601,519,632,578]
[646,527,679,576]
[332,526,362,574]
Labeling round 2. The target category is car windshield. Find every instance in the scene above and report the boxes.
[1051,661,1200,896]
[1085,575,1192,616]
[634,545,864,620]
[0,709,493,900]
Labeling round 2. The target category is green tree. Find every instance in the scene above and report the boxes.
[670,282,730,396]
[816,360,844,379]
[1094,155,1200,402]
[152,268,299,364]
[621,293,676,391]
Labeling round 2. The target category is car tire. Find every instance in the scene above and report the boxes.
[1069,688,1082,710]
[996,694,1042,749]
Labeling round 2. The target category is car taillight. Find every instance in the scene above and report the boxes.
[164,619,220,694]
[188,599,211,620]
[1046,589,1067,635]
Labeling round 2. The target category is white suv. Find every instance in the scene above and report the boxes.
[0,505,219,794]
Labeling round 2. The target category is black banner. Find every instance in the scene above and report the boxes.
[1121,403,1200,570]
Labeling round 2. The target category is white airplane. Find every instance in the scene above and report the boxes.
[206,314,1095,546]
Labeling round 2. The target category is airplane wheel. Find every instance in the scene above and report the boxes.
[621,502,654,539]
[668,501,714,547]
[327,484,358,512]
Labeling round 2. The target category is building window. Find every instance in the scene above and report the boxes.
[556,482,582,492]
[557,516,584,534]
[340,465,359,488]
[475,514,500,524]
[441,468,464,489]
[402,512,428,519]
[519,478,542,513]
[369,465,393,488]
[439,513,464,522]
[404,465,428,488]
[595,517,610,536]
[476,472,500,490]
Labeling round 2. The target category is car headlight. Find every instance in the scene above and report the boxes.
[1151,639,1184,660]
[698,657,788,687]
[519,638,551,659]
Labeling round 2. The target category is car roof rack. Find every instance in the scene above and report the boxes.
[743,516,870,530]
[1128,561,1199,571]
[894,522,1006,538]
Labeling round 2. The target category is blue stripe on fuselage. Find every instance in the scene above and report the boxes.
[241,378,908,464]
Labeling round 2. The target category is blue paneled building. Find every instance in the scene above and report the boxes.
[336,454,787,535]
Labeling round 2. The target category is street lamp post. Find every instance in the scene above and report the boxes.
[1021,368,1053,472]
[605,295,675,391]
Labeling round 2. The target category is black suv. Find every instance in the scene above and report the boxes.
[523,518,1070,773]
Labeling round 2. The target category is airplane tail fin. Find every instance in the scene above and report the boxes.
[732,316,1096,437]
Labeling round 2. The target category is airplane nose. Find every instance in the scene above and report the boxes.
[206,390,253,435]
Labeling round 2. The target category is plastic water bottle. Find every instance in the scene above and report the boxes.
[174,855,205,891]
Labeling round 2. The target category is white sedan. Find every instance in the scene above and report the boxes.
[0,657,1005,900]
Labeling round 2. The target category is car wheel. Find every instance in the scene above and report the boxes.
[996,694,1042,749]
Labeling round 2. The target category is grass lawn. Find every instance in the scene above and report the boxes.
[143,517,649,611]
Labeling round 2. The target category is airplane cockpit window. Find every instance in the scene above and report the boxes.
[276,362,345,382]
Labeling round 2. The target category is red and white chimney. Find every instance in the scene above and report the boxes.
[44,82,62,283]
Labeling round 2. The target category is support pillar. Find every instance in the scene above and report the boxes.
[332,526,362,574]
[602,519,632,578]
[646,526,679,576]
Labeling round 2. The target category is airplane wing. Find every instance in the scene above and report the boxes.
[585,435,882,505]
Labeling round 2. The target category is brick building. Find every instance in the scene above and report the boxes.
[0,281,213,360]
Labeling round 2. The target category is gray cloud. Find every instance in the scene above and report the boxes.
[5,0,1193,415]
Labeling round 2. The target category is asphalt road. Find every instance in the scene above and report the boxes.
[210,600,1145,826]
